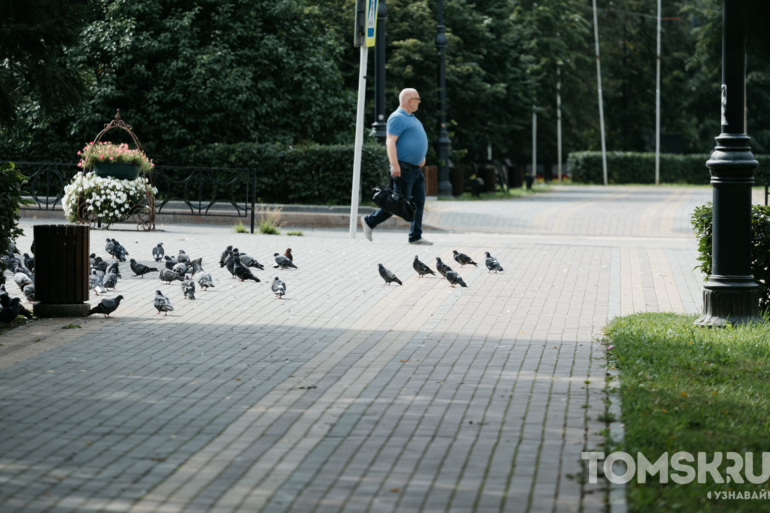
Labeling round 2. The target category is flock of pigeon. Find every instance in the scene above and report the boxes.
[377,250,504,288]
[2,235,504,326]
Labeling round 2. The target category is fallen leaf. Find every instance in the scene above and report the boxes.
[390,488,400,493]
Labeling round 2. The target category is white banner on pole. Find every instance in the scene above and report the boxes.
[349,46,369,238]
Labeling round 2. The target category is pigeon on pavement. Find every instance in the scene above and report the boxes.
[272,277,286,299]
[88,295,123,318]
[182,275,196,300]
[164,256,177,270]
[445,270,468,288]
[89,253,96,266]
[233,255,260,283]
[413,256,435,278]
[435,257,452,279]
[14,268,32,292]
[92,257,109,272]
[103,270,119,290]
[154,290,174,316]
[9,241,20,255]
[452,250,477,267]
[105,238,115,258]
[191,261,215,290]
[0,293,31,319]
[23,253,34,271]
[90,267,105,279]
[272,248,293,268]
[177,250,190,265]
[106,261,121,278]
[159,268,183,284]
[240,253,264,270]
[112,238,128,258]
[89,269,107,296]
[152,243,164,262]
[484,252,504,273]
[274,253,297,270]
[0,284,7,300]
[378,264,403,286]
[130,259,157,278]
[23,284,35,302]
[225,252,237,278]
[219,246,233,267]
[172,262,189,276]
[0,297,22,326]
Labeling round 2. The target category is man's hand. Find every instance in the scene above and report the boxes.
[386,134,400,177]
[391,163,401,178]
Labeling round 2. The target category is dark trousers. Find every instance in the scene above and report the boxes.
[365,162,425,242]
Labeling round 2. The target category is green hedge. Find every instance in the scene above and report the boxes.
[568,151,770,185]
[165,142,389,205]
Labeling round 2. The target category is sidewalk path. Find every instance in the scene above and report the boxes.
[0,186,710,512]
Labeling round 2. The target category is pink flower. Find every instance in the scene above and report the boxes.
[99,154,104,159]
[109,156,114,161]
[77,151,81,155]
[77,162,82,168]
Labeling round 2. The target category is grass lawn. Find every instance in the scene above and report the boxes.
[438,185,550,201]
[604,312,770,511]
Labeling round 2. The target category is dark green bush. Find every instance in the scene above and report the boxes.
[691,202,770,312]
[568,151,770,185]
[0,163,30,284]
[159,142,389,206]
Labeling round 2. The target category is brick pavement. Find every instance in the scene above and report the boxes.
[0,186,711,512]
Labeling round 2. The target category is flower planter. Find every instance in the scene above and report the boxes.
[93,162,141,180]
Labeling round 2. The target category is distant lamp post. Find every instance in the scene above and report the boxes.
[694,0,760,327]
[370,0,387,146]
[435,0,452,197]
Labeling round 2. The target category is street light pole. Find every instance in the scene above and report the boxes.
[557,62,562,183]
[591,0,608,186]
[695,0,760,327]
[655,0,661,186]
[435,0,452,197]
[371,0,387,146]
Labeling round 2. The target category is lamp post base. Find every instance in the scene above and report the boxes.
[694,276,763,327]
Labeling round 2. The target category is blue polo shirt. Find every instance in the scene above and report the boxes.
[387,107,428,166]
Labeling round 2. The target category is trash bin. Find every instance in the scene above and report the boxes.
[33,225,91,317]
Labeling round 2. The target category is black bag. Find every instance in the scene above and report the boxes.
[370,174,417,222]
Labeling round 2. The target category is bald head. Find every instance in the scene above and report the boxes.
[399,88,421,114]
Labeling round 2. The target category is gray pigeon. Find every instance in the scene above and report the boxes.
[103,270,119,290]
[154,290,174,316]
[23,253,34,271]
[152,243,164,262]
[92,257,108,272]
[452,250,477,267]
[240,253,264,270]
[413,256,435,278]
[88,295,123,318]
[23,284,35,302]
[177,250,190,265]
[14,268,32,292]
[378,264,403,286]
[105,238,115,258]
[159,268,183,284]
[191,261,215,290]
[233,255,260,283]
[445,270,468,288]
[164,255,177,270]
[106,261,121,278]
[272,277,286,299]
[435,257,452,279]
[90,267,105,279]
[274,253,297,270]
[111,239,128,261]
[89,253,96,266]
[15,264,33,281]
[0,297,22,326]
[130,259,157,278]
[181,275,196,298]
[484,252,504,273]
[0,284,8,300]
[219,246,233,267]
[89,269,107,296]
[9,241,20,255]
[172,262,189,276]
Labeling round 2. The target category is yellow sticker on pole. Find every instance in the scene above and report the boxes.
[365,0,379,47]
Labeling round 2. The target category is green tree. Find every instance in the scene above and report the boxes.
[0,0,94,130]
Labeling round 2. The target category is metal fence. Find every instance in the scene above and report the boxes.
[8,161,259,233]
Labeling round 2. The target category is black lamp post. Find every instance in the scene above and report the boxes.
[435,0,452,197]
[695,0,761,326]
[371,0,387,146]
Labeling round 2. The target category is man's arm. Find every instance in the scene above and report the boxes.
[386,134,401,177]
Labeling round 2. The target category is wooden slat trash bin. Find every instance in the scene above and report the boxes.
[32,225,91,318]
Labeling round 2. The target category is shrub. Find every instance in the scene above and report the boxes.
[691,203,770,312]
[232,222,247,233]
[568,151,770,185]
[166,142,389,205]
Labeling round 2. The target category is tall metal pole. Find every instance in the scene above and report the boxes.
[695,0,760,326]
[370,0,387,146]
[655,0,661,185]
[349,45,369,238]
[532,108,537,179]
[435,0,452,197]
[592,0,608,186]
[557,63,562,183]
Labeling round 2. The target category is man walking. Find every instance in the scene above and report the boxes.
[363,88,432,245]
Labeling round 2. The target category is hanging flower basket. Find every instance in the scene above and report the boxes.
[68,110,157,230]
